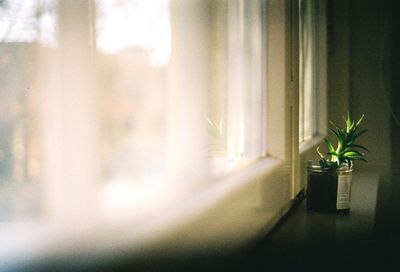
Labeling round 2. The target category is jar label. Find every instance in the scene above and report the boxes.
[337,174,351,210]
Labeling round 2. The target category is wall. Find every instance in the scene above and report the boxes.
[349,0,392,182]
[327,0,351,124]
[390,1,400,181]
[328,0,393,182]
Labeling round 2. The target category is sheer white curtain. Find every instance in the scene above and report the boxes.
[0,1,280,267]
[0,0,268,224]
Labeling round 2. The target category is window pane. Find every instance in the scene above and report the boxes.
[0,0,57,220]
[0,0,57,46]
[95,0,171,212]
[208,0,267,174]
[299,0,319,143]
[0,0,269,222]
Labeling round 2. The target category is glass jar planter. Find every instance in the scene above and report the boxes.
[306,161,353,213]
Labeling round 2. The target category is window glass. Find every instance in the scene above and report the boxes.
[95,0,170,211]
[0,0,57,221]
[0,0,268,222]
[0,0,56,46]
[208,0,267,174]
[299,0,319,143]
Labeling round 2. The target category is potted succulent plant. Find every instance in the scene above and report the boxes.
[307,113,368,213]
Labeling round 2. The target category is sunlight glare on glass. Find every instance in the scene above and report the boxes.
[96,0,171,67]
[0,0,56,46]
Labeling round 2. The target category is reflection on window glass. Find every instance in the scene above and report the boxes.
[0,0,269,221]
[0,0,57,220]
[95,0,170,211]
[207,0,267,174]
[0,0,57,46]
[96,0,170,67]
[0,0,57,185]
[299,0,319,143]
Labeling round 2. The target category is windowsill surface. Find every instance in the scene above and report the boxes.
[9,170,390,271]
[270,171,380,239]
[0,156,284,271]
[240,170,400,270]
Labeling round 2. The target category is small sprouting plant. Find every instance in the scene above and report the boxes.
[317,113,368,170]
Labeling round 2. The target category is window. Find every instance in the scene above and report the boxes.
[94,0,171,213]
[208,0,267,174]
[299,0,326,143]
[0,0,297,267]
[0,0,57,221]
[0,0,268,222]
[297,0,328,192]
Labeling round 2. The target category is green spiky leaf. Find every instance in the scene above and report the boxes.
[343,150,364,157]
[316,113,368,170]
[329,128,340,140]
[324,139,335,153]
[355,114,365,127]
[316,146,325,159]
[353,128,368,141]
[348,144,369,152]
